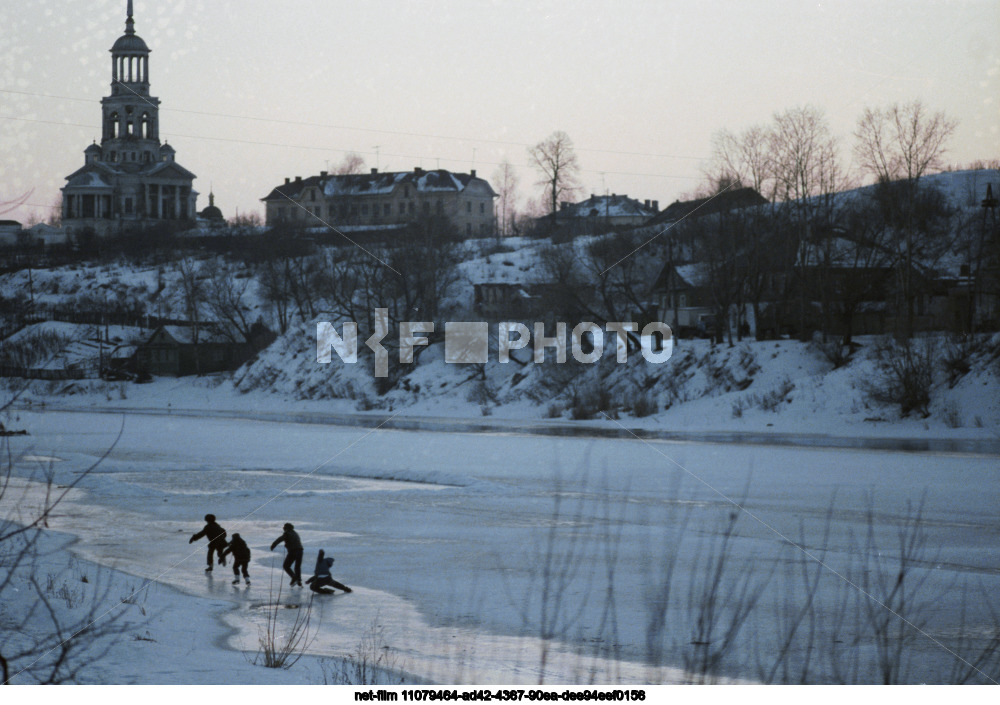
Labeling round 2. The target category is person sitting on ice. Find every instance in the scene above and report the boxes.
[222,532,251,585]
[189,514,228,572]
[305,549,351,594]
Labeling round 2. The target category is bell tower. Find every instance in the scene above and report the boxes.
[62,0,197,235]
[100,0,161,170]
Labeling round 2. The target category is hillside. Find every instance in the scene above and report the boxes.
[2,168,998,440]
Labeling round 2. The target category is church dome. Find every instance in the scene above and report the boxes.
[111,32,149,54]
[199,191,224,221]
[111,1,149,55]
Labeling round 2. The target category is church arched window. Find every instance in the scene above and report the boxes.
[110,112,120,138]
[141,113,151,139]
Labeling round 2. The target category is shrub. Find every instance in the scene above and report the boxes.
[569,383,615,420]
[321,617,405,685]
[629,391,658,418]
[863,337,935,418]
[941,335,973,387]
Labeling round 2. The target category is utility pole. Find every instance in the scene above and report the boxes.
[973,182,999,333]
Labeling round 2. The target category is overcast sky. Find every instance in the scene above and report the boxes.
[1,0,998,224]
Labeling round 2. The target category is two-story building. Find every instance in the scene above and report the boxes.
[262,167,497,237]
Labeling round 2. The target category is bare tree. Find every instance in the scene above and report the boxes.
[768,105,843,339]
[227,210,263,229]
[173,258,208,374]
[854,100,957,337]
[48,196,62,227]
[854,100,957,186]
[709,124,775,199]
[528,131,582,217]
[205,262,256,342]
[314,216,464,389]
[492,158,520,238]
[1,417,130,684]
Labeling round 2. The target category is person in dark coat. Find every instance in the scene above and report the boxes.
[270,522,303,586]
[305,549,351,594]
[222,532,251,585]
[189,514,227,571]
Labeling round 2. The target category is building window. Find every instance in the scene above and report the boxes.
[399,203,405,215]
[466,202,472,213]
[436,200,443,214]
[422,202,430,214]
[384,203,391,215]
[408,202,415,214]
[362,204,369,215]
[404,186,410,198]
[480,202,485,214]
[466,223,471,235]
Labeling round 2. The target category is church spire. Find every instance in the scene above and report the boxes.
[125,0,135,35]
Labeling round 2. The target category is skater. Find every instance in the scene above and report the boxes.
[189,514,227,571]
[305,549,351,594]
[270,522,304,587]
[222,532,251,585]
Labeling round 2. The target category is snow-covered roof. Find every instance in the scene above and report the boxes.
[262,169,496,202]
[153,324,238,345]
[674,263,710,288]
[648,188,768,226]
[558,194,657,220]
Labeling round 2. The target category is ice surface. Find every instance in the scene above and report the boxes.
[3,408,998,684]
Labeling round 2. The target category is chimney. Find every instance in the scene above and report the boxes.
[560,202,569,211]
[371,168,378,175]
[295,176,302,182]
[470,169,476,178]
[320,170,328,177]
[644,199,650,208]
[414,167,424,175]
[652,200,659,211]
[591,194,596,200]
[284,177,290,184]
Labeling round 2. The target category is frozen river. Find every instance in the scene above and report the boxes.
[7,409,1000,684]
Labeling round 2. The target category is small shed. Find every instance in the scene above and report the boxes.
[136,324,249,376]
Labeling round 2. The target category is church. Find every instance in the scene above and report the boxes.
[61,1,197,237]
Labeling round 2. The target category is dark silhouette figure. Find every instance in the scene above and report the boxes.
[189,514,227,571]
[270,522,303,586]
[223,532,251,585]
[305,549,351,594]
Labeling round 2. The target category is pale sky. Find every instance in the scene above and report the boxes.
[1,0,998,224]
